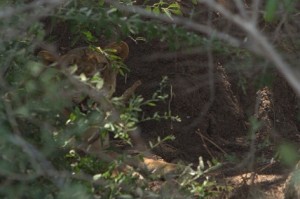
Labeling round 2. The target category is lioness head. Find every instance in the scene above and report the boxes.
[38,41,129,98]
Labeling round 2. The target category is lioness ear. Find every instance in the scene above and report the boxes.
[105,41,129,60]
[37,50,58,65]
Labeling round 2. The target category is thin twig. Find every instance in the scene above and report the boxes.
[9,134,65,187]
[196,130,228,155]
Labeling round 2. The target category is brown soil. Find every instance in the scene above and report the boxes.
[114,2,300,197]
[116,39,300,198]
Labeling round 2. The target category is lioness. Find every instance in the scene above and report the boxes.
[38,41,132,149]
[38,41,129,99]
[38,41,181,178]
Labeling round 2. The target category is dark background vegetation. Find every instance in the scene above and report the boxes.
[0,0,300,198]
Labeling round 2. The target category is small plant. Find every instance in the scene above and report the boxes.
[146,1,182,18]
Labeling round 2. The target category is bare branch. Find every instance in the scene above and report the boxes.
[233,0,248,18]
[105,0,300,96]
[0,0,63,19]
[9,134,64,187]
[105,0,242,48]
[202,0,300,96]
[251,0,262,24]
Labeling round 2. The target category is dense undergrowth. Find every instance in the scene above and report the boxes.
[0,1,222,198]
[0,0,300,198]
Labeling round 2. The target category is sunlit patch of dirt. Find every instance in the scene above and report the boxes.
[226,173,286,199]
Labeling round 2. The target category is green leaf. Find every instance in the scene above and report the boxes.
[170,8,182,16]
[147,102,156,106]
[98,0,105,6]
[79,73,88,82]
[168,3,182,16]
[149,141,153,148]
[15,106,29,117]
[145,5,152,12]
[278,143,298,166]
[68,64,78,74]
[82,30,97,42]
[90,73,104,89]
[264,0,279,22]
[162,8,173,19]
[153,7,160,15]
[69,112,77,122]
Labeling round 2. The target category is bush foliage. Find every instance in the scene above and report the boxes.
[0,1,221,198]
[1,0,299,198]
